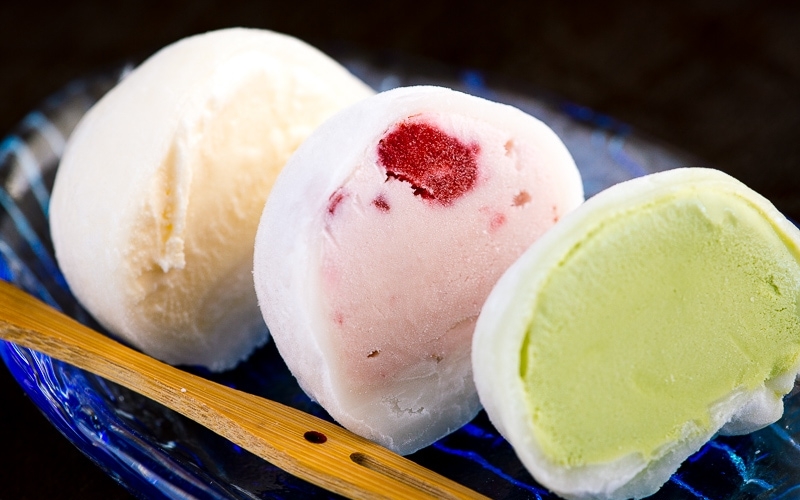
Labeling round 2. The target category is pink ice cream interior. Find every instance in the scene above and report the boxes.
[319,113,570,400]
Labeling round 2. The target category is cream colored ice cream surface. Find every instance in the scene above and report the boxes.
[50,28,374,371]
[473,167,800,500]
[254,85,584,455]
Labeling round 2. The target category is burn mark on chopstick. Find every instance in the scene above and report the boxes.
[304,430,328,444]
[350,452,461,499]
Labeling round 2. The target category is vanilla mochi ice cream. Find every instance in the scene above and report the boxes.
[473,168,800,500]
[254,86,584,455]
[49,28,373,371]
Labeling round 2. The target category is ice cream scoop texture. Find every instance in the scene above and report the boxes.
[49,28,373,371]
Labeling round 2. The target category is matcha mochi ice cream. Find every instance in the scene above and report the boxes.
[49,28,373,371]
[473,168,800,500]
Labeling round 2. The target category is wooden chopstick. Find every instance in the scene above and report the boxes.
[0,280,489,499]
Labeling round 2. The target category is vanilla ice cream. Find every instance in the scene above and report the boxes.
[473,168,800,500]
[49,28,373,371]
[254,86,584,455]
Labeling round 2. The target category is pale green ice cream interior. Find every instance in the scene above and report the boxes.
[520,187,800,468]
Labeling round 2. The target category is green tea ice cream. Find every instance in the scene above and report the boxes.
[472,168,800,499]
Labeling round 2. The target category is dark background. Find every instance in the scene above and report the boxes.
[1,1,799,498]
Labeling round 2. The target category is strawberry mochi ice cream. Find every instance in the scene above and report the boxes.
[253,86,584,455]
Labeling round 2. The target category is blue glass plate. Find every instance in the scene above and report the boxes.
[2,53,799,499]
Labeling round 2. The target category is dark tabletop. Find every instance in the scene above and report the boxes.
[1,1,799,499]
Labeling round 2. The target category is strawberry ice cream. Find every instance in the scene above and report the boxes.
[254,86,583,454]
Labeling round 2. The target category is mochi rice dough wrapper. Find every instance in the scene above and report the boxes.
[473,168,800,500]
[254,86,584,455]
[49,28,373,371]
